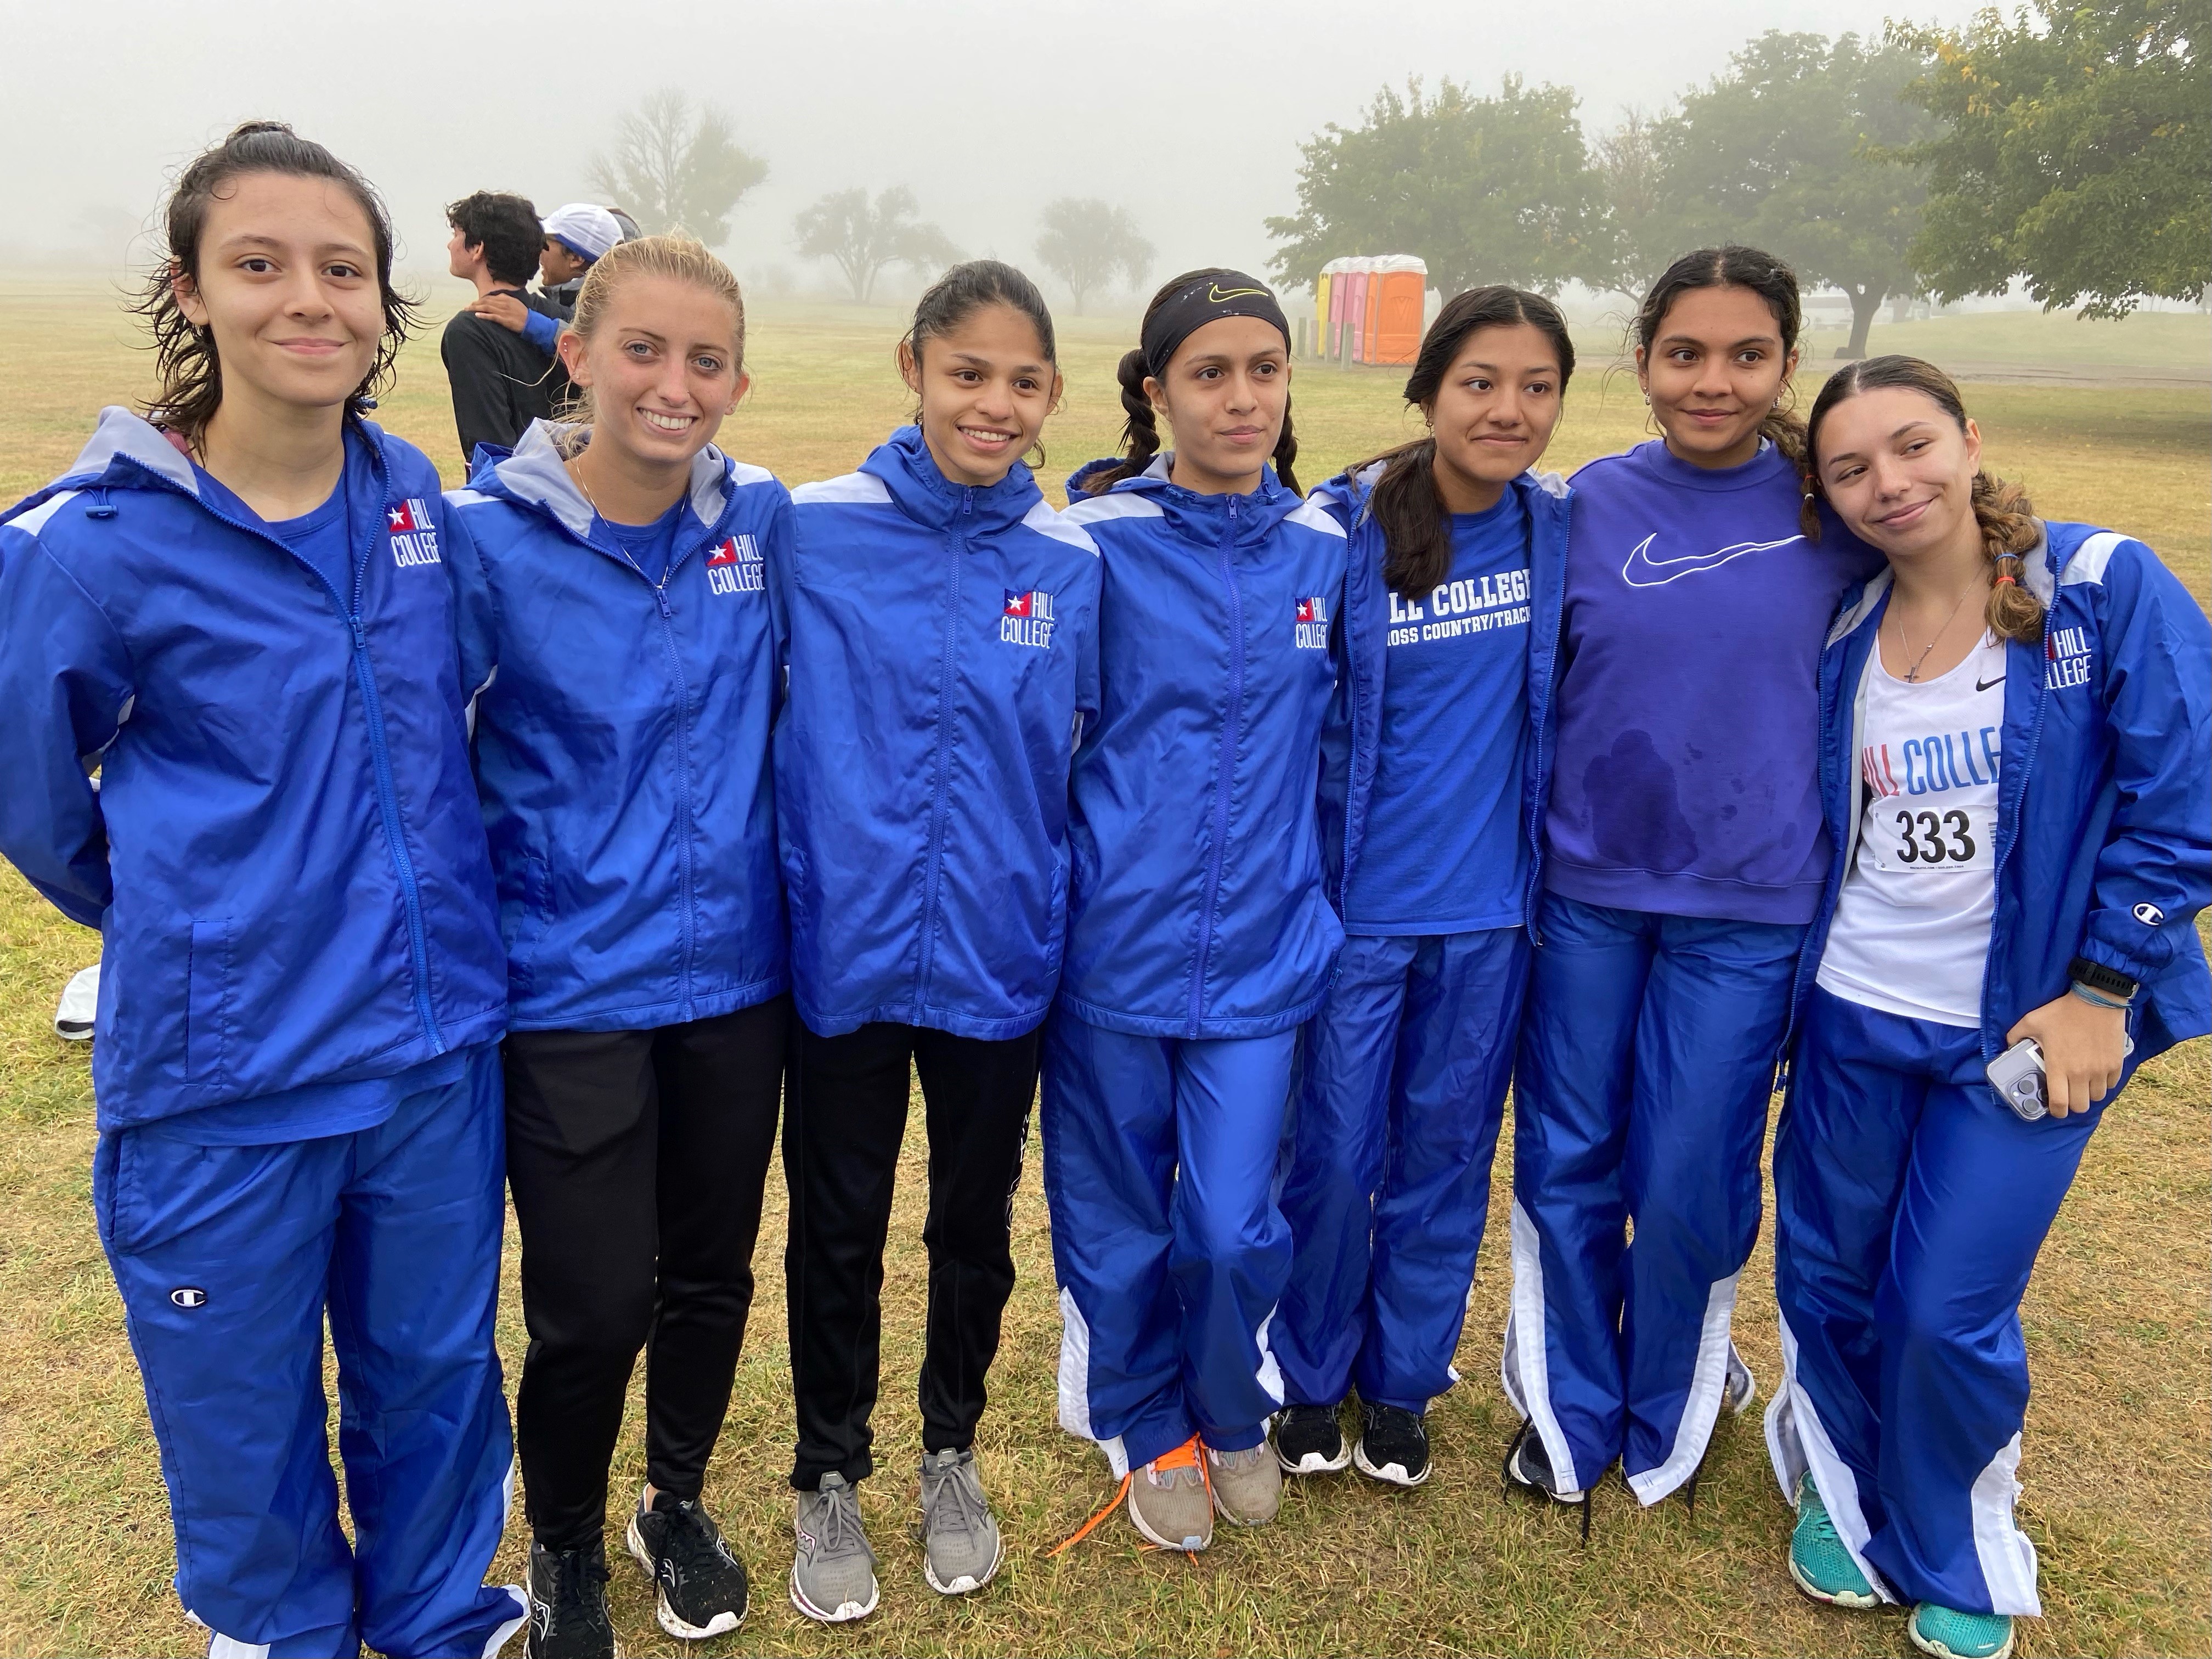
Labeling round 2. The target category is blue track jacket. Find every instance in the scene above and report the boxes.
[777,427,1102,1039]
[1801,520,2210,1069]
[0,409,505,1130]
[444,423,791,1030]
[1312,461,1570,923]
[1058,456,1350,1037]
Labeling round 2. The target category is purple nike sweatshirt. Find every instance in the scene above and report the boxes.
[1543,439,1879,925]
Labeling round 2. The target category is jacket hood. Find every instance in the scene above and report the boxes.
[1065,452,1317,546]
[467,418,742,544]
[858,424,1044,535]
[5,405,397,527]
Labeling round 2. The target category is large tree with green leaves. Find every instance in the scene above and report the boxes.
[1893,0,2209,318]
[1660,30,1934,358]
[1265,76,1606,297]
[1034,199,1155,314]
[1590,106,1675,300]
[793,187,961,304]
[585,89,767,246]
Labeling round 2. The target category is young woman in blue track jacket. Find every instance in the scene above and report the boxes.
[774,262,1100,1620]
[1048,270,1349,1554]
[1503,247,1882,1526]
[0,125,524,1659]
[1767,357,2209,1659]
[443,236,778,1654]
[1273,287,1573,1492]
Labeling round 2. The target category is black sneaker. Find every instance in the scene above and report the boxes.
[526,1538,618,1659]
[1503,1419,1593,1543]
[1352,1401,1431,1487]
[625,1490,748,1640]
[1273,1402,1351,1474]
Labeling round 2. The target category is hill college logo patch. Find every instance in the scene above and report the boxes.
[1001,588,1056,650]
[1295,594,1330,650]
[387,498,439,567]
[2045,624,2094,691]
[704,534,764,595]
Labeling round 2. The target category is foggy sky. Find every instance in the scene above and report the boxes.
[0,0,1989,304]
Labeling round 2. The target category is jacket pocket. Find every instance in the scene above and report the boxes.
[1044,858,1069,975]
[501,853,552,992]
[185,919,232,1086]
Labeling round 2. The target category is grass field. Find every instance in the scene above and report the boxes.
[0,277,2207,1658]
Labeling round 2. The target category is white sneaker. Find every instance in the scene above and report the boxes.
[54,964,99,1041]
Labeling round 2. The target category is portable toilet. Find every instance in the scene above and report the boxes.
[1372,255,1427,365]
[1342,259,1373,362]
[1317,257,1348,358]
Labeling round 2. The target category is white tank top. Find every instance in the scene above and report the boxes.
[1816,631,2006,1028]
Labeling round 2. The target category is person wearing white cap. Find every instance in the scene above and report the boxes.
[540,202,625,309]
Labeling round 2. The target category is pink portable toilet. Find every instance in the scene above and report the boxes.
[1343,261,1372,362]
[1318,257,1348,358]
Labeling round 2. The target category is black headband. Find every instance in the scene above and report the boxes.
[1140,271,1291,380]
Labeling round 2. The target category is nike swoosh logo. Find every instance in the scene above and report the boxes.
[1976,675,2006,692]
[1620,532,1805,588]
[1207,284,1268,303]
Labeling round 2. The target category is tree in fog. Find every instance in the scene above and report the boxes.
[1035,200,1155,314]
[1662,31,1933,359]
[794,187,962,304]
[586,89,768,246]
[1266,76,1607,297]
[1895,0,2208,318]
[1591,108,1673,302]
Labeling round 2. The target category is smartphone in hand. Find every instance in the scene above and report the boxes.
[1986,1037,2047,1121]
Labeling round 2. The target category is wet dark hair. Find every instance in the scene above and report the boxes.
[133,120,415,442]
[1635,244,1805,465]
[1805,354,2045,644]
[901,259,1059,465]
[1079,267,1300,496]
[445,189,544,287]
[1358,286,1575,599]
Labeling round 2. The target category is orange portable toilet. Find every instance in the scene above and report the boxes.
[1372,255,1427,365]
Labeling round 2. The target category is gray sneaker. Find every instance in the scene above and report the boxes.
[918,1448,1002,1595]
[790,1473,879,1624]
[1206,1440,1282,1526]
[1725,1345,1757,1415]
[1125,1441,1213,1551]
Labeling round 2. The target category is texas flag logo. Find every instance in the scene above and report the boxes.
[387,498,439,567]
[705,533,765,594]
[1000,588,1056,649]
[1294,594,1330,650]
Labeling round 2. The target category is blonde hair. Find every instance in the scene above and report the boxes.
[1803,353,2045,645]
[557,234,746,439]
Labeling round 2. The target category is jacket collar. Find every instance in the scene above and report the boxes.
[857,425,1042,535]
[1074,452,1307,546]
[472,419,735,543]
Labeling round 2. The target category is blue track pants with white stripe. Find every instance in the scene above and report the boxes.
[1041,1014,1295,1476]
[95,1046,522,1658]
[1506,891,1801,1502]
[1275,928,1529,1412]
[1767,987,2100,1617]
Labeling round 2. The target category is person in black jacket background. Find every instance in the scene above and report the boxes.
[442,190,568,467]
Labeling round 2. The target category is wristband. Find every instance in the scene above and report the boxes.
[2069,982,2130,1011]
[2068,956,2137,1001]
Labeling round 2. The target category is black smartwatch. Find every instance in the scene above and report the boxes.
[2069,956,2138,1002]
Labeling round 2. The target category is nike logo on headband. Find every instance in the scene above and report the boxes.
[1620,532,1804,588]
[1207,284,1268,303]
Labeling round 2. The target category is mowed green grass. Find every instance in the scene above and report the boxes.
[0,277,2207,1658]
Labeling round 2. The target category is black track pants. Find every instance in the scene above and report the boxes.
[783,1019,1039,1491]
[503,997,787,1549]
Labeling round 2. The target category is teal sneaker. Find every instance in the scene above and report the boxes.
[1787,1472,1880,1608]
[1909,1603,2015,1659]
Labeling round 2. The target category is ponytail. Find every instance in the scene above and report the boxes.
[1075,348,1164,495]
[1803,353,2047,646]
[1272,403,1302,498]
